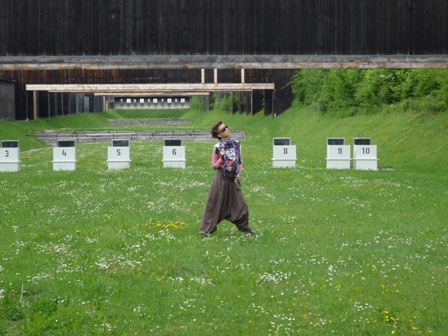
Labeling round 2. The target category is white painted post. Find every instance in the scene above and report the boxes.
[108,139,131,170]
[326,138,351,169]
[353,138,378,170]
[53,140,76,171]
[0,140,21,172]
[163,140,186,168]
[272,138,296,168]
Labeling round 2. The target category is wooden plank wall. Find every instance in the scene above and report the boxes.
[1,0,447,56]
[1,0,447,119]
[0,80,15,120]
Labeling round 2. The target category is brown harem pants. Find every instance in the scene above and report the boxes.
[199,169,251,235]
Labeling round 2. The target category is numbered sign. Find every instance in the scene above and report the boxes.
[53,140,76,171]
[162,139,186,168]
[108,139,131,170]
[326,138,351,169]
[353,138,378,170]
[0,140,21,172]
[272,138,296,168]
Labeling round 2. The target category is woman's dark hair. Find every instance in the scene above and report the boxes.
[211,121,223,139]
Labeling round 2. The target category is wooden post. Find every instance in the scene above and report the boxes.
[33,91,37,120]
[241,69,245,83]
[201,69,205,84]
[214,69,218,84]
[249,91,253,116]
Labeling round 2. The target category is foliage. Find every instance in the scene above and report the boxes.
[189,97,208,111]
[291,69,448,115]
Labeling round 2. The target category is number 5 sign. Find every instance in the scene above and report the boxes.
[108,139,131,170]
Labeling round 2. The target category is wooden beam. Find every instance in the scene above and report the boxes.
[93,92,211,97]
[26,83,274,93]
[3,55,448,70]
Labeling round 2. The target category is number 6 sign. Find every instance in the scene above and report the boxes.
[163,139,186,168]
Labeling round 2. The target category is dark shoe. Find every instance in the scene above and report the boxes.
[203,233,209,239]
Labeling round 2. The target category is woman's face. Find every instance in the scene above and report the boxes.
[218,124,230,138]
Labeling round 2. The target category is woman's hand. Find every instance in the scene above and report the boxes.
[236,174,241,180]
[220,148,225,156]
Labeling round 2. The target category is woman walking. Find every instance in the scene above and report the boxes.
[199,121,255,238]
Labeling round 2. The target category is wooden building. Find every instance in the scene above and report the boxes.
[0,79,15,120]
[0,0,447,120]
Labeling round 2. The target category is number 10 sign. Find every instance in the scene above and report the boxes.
[353,138,378,171]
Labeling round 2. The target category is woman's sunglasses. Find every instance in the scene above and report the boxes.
[219,126,229,133]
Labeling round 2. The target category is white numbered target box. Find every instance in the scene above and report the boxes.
[53,140,76,171]
[353,138,378,171]
[0,140,21,172]
[108,139,131,170]
[272,138,296,168]
[326,138,351,169]
[163,139,186,168]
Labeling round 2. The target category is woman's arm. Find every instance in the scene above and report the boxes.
[211,147,225,170]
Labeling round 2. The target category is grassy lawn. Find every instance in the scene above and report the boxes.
[0,106,447,335]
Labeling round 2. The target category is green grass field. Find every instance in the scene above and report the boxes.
[0,106,447,335]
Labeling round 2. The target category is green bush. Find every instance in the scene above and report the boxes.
[292,69,448,115]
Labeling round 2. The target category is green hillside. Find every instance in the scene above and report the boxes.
[1,106,447,176]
